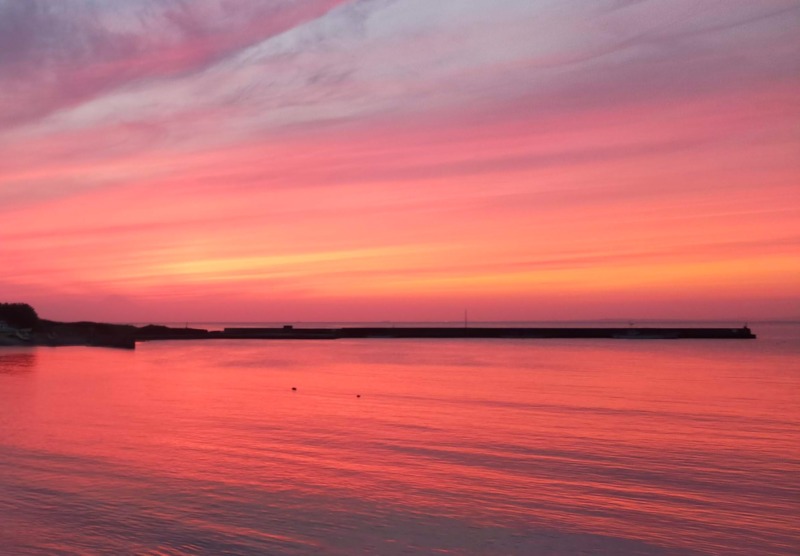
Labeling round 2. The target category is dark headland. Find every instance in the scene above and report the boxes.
[1,302,756,350]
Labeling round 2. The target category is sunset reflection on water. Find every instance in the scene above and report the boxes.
[0,351,37,374]
[0,328,798,555]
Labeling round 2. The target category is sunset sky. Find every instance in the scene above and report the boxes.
[1,0,798,323]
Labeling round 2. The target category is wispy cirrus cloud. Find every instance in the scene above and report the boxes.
[0,0,347,127]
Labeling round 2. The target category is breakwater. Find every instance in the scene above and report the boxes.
[220,326,756,340]
[10,323,756,350]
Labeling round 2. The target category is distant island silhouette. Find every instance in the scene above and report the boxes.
[1,302,756,350]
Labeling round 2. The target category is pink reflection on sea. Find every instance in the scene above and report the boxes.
[0,350,37,374]
[0,326,798,554]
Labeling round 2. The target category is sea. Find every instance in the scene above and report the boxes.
[1,322,798,555]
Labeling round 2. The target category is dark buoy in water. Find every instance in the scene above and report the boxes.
[292,387,297,391]
[356,394,361,398]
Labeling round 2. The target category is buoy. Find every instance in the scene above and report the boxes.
[292,387,297,391]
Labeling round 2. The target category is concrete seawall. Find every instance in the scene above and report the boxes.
[220,326,756,340]
[9,325,754,350]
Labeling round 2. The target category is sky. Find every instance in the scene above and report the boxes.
[1,0,799,323]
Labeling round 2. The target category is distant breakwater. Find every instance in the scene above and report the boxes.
[218,326,757,341]
[6,323,756,350]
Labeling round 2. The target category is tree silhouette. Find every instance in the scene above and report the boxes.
[0,303,40,328]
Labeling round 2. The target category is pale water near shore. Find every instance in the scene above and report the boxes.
[1,323,798,555]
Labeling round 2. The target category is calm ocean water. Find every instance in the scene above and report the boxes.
[1,323,798,555]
